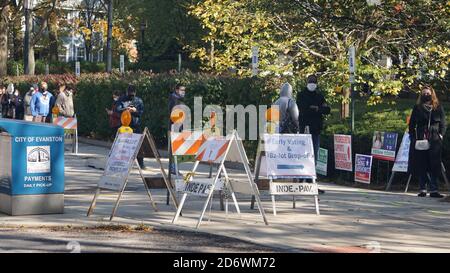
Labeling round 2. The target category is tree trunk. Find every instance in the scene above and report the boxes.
[106,0,113,72]
[48,14,59,62]
[0,5,9,77]
[24,6,34,75]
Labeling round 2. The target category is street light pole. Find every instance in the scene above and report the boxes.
[24,0,31,75]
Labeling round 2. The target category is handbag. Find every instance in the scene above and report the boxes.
[415,109,432,151]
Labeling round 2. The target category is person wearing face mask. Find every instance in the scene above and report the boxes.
[1,84,17,119]
[13,89,24,120]
[30,82,53,123]
[168,84,186,175]
[55,84,75,118]
[297,75,331,194]
[116,84,145,168]
[409,86,446,198]
[106,90,122,135]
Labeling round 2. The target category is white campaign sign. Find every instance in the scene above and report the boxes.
[270,182,318,196]
[175,178,225,197]
[392,133,410,173]
[99,133,143,191]
[264,134,316,179]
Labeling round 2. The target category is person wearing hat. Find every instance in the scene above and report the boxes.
[297,75,331,194]
[24,85,38,121]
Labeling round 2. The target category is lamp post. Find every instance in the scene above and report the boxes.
[140,20,147,61]
[23,0,33,75]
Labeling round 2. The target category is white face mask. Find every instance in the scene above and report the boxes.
[307,83,317,92]
[179,91,186,98]
[14,92,19,96]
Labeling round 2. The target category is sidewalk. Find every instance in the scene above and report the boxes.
[1,142,449,253]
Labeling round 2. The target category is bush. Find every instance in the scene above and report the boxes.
[4,71,450,190]
[7,60,24,76]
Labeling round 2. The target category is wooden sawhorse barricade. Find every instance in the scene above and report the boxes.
[53,116,79,154]
[172,131,269,229]
[87,128,179,220]
[251,134,320,216]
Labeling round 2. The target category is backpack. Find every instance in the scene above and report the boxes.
[279,99,298,134]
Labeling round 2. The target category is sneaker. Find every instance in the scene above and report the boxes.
[430,192,444,198]
[418,192,427,197]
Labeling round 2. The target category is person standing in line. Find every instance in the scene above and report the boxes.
[40,82,56,123]
[274,82,299,134]
[1,84,16,119]
[168,84,187,175]
[24,85,38,121]
[116,85,145,169]
[409,85,446,198]
[106,90,122,137]
[55,84,75,118]
[297,75,331,194]
[0,86,6,118]
[31,82,53,123]
[13,89,24,120]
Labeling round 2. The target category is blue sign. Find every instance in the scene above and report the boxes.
[0,119,65,196]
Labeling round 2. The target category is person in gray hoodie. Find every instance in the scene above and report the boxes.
[273,83,299,134]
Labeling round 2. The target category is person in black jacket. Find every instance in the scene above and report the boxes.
[297,75,331,194]
[409,86,446,198]
[168,84,186,175]
[168,84,186,132]
[116,85,145,169]
[297,75,331,160]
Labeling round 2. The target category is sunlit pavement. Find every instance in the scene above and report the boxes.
[1,143,449,253]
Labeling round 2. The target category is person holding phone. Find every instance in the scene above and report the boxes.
[116,85,145,169]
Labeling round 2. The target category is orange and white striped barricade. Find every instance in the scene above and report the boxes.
[53,116,78,154]
[170,131,207,179]
[172,130,268,229]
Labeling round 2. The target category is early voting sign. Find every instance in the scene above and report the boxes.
[99,133,143,191]
[355,154,373,184]
[316,148,328,176]
[371,132,398,161]
[334,135,353,171]
[392,133,410,173]
[264,134,316,179]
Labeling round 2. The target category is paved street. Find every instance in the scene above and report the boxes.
[1,142,450,253]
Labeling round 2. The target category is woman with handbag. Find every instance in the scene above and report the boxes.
[409,86,446,198]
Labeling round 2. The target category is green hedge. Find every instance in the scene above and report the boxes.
[3,71,450,190]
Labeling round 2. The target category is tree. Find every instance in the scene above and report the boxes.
[0,1,10,77]
[189,0,449,102]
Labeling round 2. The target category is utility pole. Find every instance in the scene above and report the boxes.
[106,0,113,73]
[349,46,356,133]
[24,0,32,75]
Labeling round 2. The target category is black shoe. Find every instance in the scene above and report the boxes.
[140,165,147,170]
[418,192,427,197]
[430,192,444,198]
[318,189,325,195]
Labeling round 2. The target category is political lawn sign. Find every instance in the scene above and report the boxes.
[334,135,353,172]
[316,148,328,176]
[355,154,373,184]
[392,133,410,173]
[371,131,398,162]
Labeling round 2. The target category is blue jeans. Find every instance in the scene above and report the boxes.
[419,174,439,193]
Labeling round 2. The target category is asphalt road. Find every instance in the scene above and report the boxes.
[0,226,286,253]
